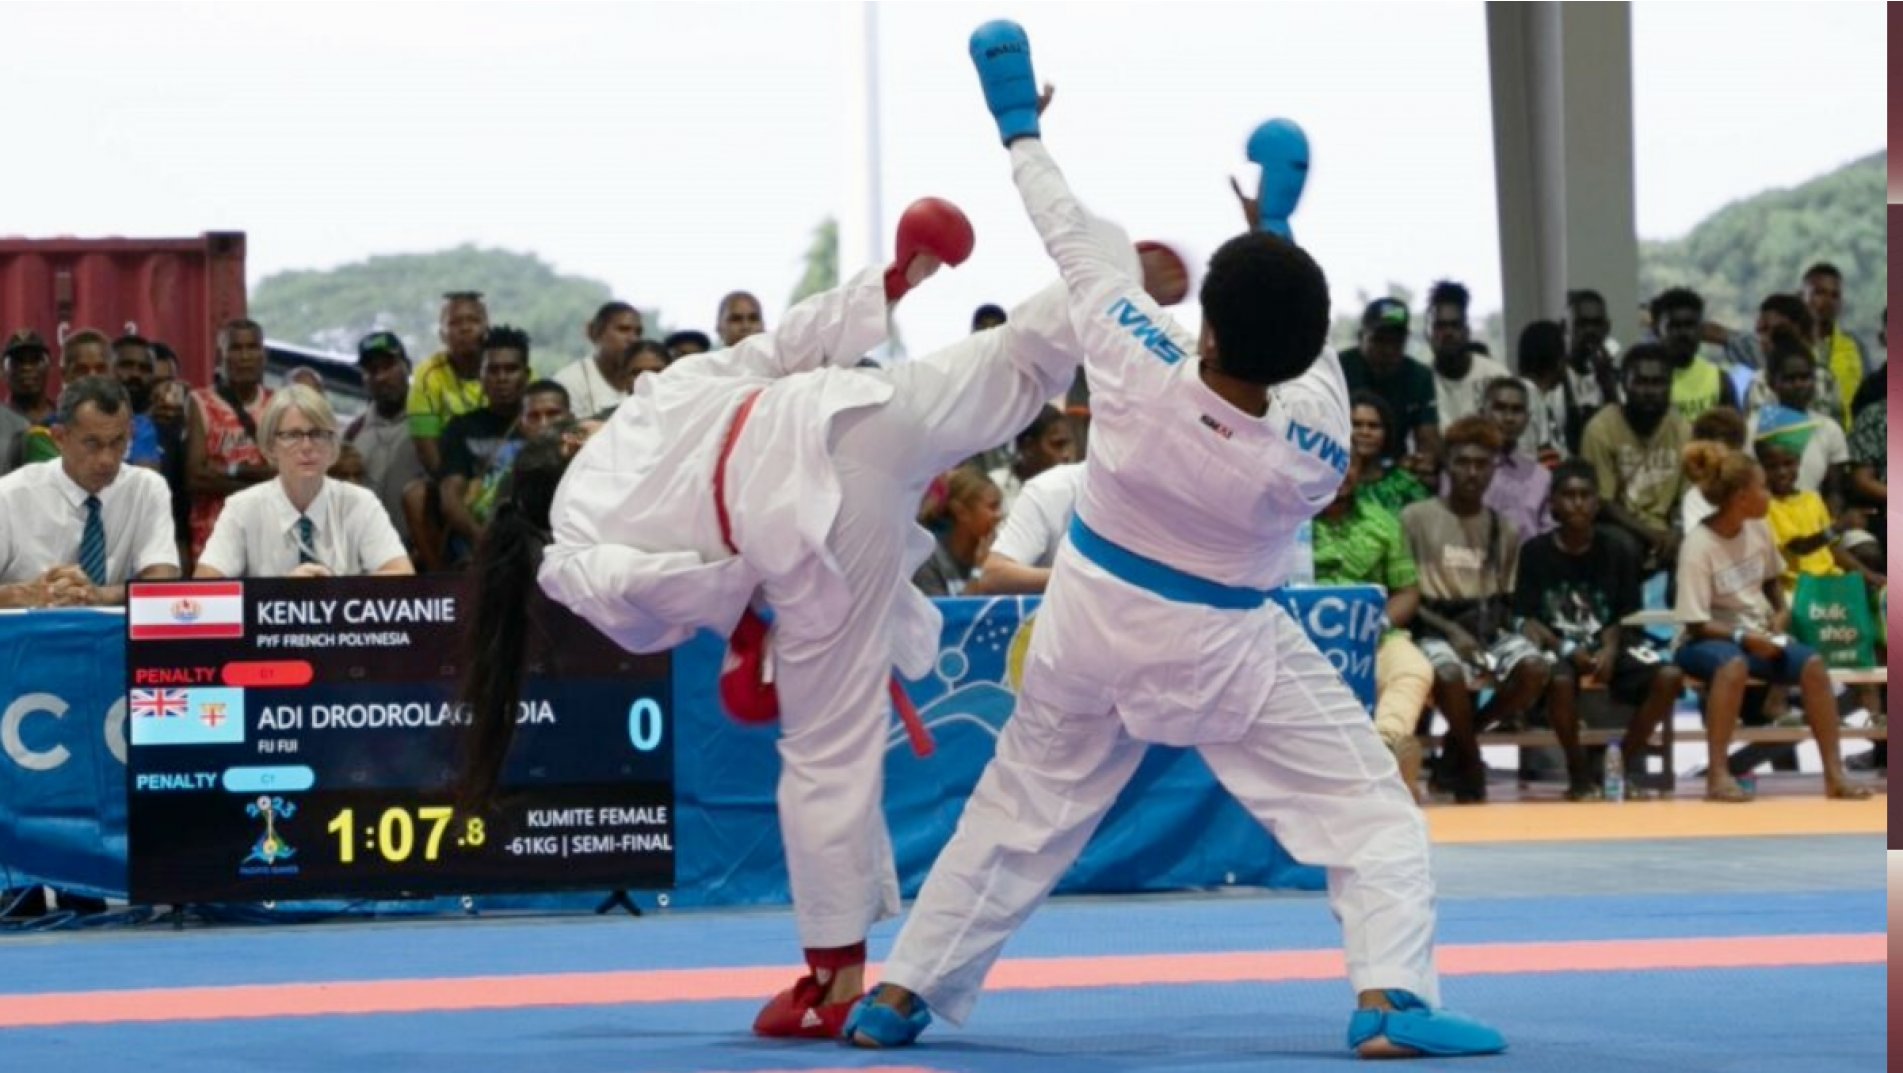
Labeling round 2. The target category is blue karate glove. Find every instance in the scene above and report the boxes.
[1246,118,1310,242]
[969,20,1041,145]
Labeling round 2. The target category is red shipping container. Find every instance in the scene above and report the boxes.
[0,233,247,397]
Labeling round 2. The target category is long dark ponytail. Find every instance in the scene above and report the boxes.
[457,435,573,810]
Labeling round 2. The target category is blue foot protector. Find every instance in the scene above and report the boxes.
[969,20,1040,144]
[843,985,934,1048]
[1346,990,1507,1057]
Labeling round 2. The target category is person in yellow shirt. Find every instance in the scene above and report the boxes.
[1757,429,1883,594]
[1801,263,1870,427]
[402,291,490,570]
[407,291,490,477]
[1652,287,1739,422]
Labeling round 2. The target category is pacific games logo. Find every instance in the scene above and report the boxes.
[241,795,300,877]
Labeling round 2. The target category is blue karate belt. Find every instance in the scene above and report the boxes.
[1067,515,1272,611]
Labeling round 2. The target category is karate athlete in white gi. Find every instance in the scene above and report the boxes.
[457,194,1154,1040]
[844,22,1505,1061]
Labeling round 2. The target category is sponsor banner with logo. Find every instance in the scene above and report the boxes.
[0,610,130,898]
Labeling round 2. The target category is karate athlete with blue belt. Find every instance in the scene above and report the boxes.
[846,21,1505,1061]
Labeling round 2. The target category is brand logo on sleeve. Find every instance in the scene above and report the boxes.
[1105,297,1186,365]
[1286,421,1350,474]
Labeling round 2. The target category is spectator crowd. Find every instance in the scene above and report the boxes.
[0,258,1885,808]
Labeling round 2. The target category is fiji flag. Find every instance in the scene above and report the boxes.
[131,687,246,746]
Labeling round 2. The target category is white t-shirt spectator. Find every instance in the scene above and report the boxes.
[989,462,1084,569]
[1675,518,1779,634]
[1744,409,1849,494]
[551,356,627,419]
[198,478,407,578]
[0,461,177,583]
[1433,353,1516,426]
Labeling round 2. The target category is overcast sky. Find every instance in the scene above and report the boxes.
[3,1,1885,356]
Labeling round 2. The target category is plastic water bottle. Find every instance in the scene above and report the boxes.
[1288,519,1316,586]
[1603,742,1625,803]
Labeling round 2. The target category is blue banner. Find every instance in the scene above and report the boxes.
[0,610,130,899]
[1,587,1383,907]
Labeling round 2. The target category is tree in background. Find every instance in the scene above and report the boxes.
[251,246,668,377]
[1640,151,1886,341]
[788,217,838,307]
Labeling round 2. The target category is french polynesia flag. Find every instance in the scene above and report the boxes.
[128,582,245,641]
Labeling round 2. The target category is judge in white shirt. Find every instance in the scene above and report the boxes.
[195,385,413,579]
[550,301,644,418]
[0,376,180,607]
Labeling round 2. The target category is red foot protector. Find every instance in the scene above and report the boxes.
[753,942,867,1039]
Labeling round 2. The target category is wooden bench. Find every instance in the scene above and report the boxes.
[1421,667,1886,795]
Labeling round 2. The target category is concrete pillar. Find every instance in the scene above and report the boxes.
[1486,2,1641,353]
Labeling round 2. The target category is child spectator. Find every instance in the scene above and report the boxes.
[1514,461,1684,799]
[1671,442,1870,802]
[1756,436,1883,595]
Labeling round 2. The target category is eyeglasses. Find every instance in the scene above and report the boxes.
[273,429,338,447]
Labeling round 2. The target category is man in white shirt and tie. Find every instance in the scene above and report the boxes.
[0,377,180,606]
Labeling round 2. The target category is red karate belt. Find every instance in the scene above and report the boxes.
[713,390,933,758]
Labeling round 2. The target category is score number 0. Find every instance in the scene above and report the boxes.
[628,696,663,752]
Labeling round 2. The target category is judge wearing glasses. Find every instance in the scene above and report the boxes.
[195,385,413,579]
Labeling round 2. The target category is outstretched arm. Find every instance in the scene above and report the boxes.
[971,24,1185,399]
[668,266,890,382]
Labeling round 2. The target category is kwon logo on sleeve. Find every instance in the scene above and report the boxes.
[129,582,245,641]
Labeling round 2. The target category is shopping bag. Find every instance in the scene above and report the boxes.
[1790,573,1877,669]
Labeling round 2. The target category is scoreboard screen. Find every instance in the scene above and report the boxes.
[125,576,673,904]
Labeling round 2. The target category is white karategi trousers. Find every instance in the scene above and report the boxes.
[879,547,1440,1023]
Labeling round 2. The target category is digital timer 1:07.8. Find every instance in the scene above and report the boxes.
[325,805,486,864]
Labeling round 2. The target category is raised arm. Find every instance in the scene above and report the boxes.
[972,23,1175,396]
[675,199,977,383]
[669,267,891,382]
